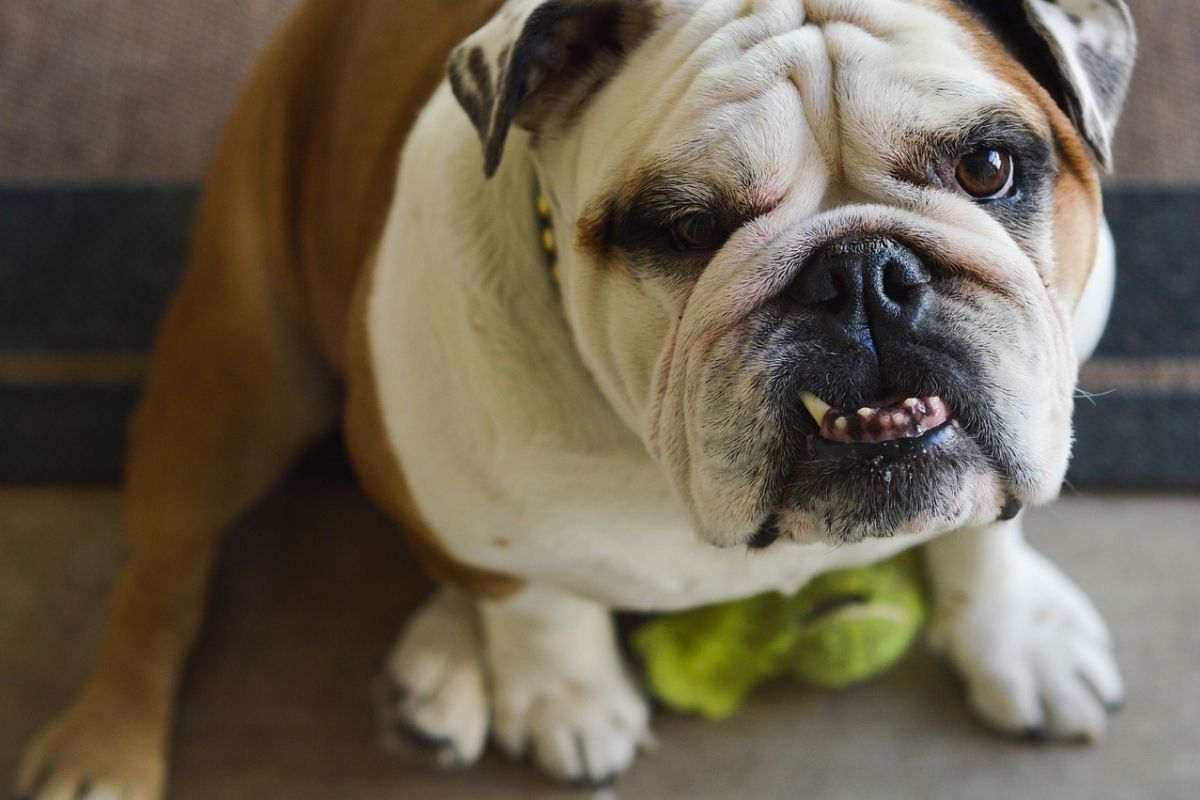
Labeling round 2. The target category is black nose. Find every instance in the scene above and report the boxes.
[789,236,932,348]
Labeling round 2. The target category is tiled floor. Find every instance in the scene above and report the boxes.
[2,455,1198,799]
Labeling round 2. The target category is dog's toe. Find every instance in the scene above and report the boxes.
[378,672,488,770]
[493,675,649,785]
[378,589,490,770]
[15,764,151,800]
[14,696,164,800]
[959,628,1121,742]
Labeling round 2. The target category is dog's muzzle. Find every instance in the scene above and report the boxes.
[785,236,955,445]
[747,233,999,544]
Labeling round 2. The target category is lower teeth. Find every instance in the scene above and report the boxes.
[812,396,951,444]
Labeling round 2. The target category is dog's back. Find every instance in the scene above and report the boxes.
[199,0,503,373]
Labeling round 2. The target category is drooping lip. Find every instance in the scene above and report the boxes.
[800,391,954,444]
[748,393,966,549]
[745,392,1000,549]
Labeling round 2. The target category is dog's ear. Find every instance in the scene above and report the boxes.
[449,0,656,178]
[964,0,1136,169]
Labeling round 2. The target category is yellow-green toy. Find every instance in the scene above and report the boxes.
[631,552,927,720]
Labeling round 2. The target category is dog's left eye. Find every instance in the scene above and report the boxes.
[670,212,726,251]
[955,148,1015,200]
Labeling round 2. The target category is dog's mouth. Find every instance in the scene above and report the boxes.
[745,389,990,549]
[800,391,955,445]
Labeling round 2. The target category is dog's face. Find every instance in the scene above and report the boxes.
[451,0,1135,546]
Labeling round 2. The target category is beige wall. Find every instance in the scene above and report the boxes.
[1,0,1196,184]
[0,0,300,183]
[1114,2,1200,184]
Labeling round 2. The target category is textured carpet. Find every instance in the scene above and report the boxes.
[2,457,1198,800]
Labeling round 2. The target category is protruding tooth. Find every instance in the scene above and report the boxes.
[903,398,919,410]
[857,407,873,419]
[927,396,944,416]
[834,416,849,433]
[800,392,832,424]
[892,412,907,427]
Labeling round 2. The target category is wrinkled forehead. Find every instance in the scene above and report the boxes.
[556,0,1042,199]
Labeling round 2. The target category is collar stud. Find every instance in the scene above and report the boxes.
[536,192,559,283]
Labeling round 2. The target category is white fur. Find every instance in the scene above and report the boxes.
[371,0,1036,599]
[924,518,1124,739]
[369,0,1125,779]
[1073,217,1116,363]
[917,223,1120,742]
[369,87,948,612]
[481,586,650,782]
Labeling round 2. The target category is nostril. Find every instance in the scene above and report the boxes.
[794,258,851,312]
[881,254,931,306]
[822,272,851,313]
[882,261,913,304]
[790,237,929,329]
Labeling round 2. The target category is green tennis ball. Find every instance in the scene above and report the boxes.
[781,553,927,689]
[631,552,927,720]
[632,592,795,720]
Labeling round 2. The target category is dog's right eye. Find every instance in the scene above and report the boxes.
[670,212,726,251]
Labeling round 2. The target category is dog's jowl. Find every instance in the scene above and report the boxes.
[16,0,1136,796]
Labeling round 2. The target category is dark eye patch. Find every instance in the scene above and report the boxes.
[902,111,1054,193]
[891,108,1057,246]
[600,173,760,278]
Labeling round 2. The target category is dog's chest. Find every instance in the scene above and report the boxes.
[360,288,934,611]
[455,457,941,610]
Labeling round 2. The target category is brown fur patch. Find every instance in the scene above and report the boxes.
[243,0,508,375]
[17,5,523,794]
[576,196,615,264]
[575,158,672,267]
[212,0,521,596]
[928,0,1102,306]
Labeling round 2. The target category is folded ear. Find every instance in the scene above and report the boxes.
[448,0,656,178]
[965,0,1137,169]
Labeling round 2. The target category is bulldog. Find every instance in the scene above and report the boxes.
[15,0,1136,796]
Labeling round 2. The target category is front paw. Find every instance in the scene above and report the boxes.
[929,547,1124,741]
[481,587,654,785]
[491,667,651,786]
[376,589,490,770]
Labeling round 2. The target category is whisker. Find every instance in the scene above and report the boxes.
[1073,387,1115,406]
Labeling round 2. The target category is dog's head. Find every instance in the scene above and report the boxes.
[449,0,1136,546]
